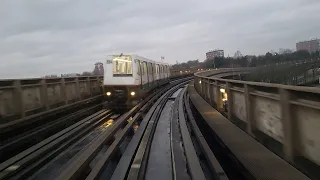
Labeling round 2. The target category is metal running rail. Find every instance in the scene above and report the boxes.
[55,78,193,180]
[0,109,114,179]
[54,80,226,180]
[109,84,227,180]
[0,103,102,163]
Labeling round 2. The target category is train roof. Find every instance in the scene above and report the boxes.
[108,54,169,66]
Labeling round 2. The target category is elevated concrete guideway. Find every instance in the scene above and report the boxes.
[2,67,320,179]
[193,68,320,179]
[0,76,104,138]
[0,76,103,122]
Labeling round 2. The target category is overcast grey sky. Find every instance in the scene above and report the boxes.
[0,0,319,78]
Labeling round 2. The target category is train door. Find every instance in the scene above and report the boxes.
[160,65,163,82]
[147,63,151,88]
[144,62,149,89]
[145,62,150,89]
[137,59,143,88]
[148,63,154,88]
[156,64,160,84]
[141,62,148,89]
[152,63,156,87]
[166,65,169,81]
[163,65,168,82]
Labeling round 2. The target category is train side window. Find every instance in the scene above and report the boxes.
[165,65,167,74]
[141,61,144,75]
[143,62,147,75]
[137,60,141,75]
[151,63,155,75]
[148,63,152,75]
[147,63,149,75]
[156,64,159,75]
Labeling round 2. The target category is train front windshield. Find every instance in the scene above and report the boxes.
[113,56,133,76]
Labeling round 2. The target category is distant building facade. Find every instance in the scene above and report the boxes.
[206,49,224,59]
[234,50,243,58]
[93,62,104,75]
[296,39,320,53]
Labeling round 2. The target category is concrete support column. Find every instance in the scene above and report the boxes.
[245,84,255,136]
[226,82,233,120]
[206,80,210,102]
[0,91,4,117]
[60,78,68,105]
[198,78,201,96]
[280,88,295,162]
[87,77,92,96]
[194,77,198,92]
[75,77,81,100]
[13,80,25,118]
[97,77,102,95]
[201,78,205,98]
[199,78,201,94]
[209,82,214,106]
[202,79,206,99]
[215,81,222,109]
[203,79,208,101]
[40,79,49,110]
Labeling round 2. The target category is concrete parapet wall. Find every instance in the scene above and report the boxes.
[0,76,103,123]
[194,68,320,169]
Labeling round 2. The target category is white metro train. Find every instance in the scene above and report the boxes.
[103,54,170,106]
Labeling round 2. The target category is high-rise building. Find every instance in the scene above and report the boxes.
[93,62,104,75]
[206,49,224,59]
[296,39,320,53]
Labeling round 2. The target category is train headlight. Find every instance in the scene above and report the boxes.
[106,92,111,96]
[130,91,135,96]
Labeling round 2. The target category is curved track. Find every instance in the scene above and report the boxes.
[0,74,267,180]
[55,78,231,180]
[0,109,117,179]
[0,77,192,180]
[0,104,102,163]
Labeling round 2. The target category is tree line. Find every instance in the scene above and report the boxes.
[171,50,320,70]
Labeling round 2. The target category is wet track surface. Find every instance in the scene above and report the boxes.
[29,114,120,180]
[145,100,174,180]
